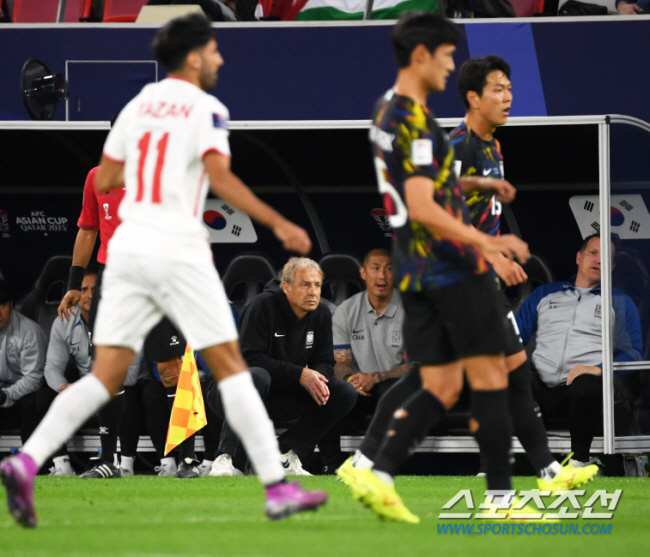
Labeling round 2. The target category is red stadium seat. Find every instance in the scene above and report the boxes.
[12,0,92,22]
[103,0,148,22]
[510,0,546,15]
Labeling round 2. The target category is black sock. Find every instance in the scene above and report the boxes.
[508,362,554,474]
[359,363,422,462]
[119,386,142,458]
[177,435,197,461]
[471,389,512,491]
[373,389,445,476]
[142,379,171,460]
[98,392,124,463]
[278,441,292,455]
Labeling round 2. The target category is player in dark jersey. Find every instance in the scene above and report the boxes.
[450,56,598,489]
[339,13,530,523]
[339,54,599,503]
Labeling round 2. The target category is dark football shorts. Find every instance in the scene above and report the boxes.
[401,272,510,366]
[496,287,525,358]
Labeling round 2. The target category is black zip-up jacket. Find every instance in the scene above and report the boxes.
[238,280,335,391]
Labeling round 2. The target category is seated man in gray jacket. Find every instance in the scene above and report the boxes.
[0,278,47,446]
[516,233,643,466]
[36,271,97,475]
[38,271,142,477]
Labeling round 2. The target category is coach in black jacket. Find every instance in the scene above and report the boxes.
[207,257,357,475]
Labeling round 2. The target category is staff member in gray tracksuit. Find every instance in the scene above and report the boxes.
[516,233,643,466]
[39,271,143,476]
[36,271,97,475]
[0,278,47,444]
[44,274,96,395]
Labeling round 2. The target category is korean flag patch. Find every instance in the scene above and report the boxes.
[411,139,433,166]
[212,113,228,129]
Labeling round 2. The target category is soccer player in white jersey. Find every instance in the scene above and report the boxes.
[0,14,327,527]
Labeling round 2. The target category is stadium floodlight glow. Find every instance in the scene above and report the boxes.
[21,58,69,121]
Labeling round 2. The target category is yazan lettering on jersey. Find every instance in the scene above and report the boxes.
[137,101,194,119]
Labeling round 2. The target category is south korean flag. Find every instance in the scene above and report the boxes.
[569,194,650,239]
[201,199,257,244]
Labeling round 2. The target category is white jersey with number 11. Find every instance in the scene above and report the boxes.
[102,77,230,261]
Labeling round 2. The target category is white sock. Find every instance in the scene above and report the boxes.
[120,455,135,473]
[539,460,563,480]
[201,459,214,468]
[352,450,373,469]
[22,374,111,467]
[373,469,394,485]
[53,455,72,472]
[161,457,176,469]
[218,371,284,486]
[569,458,586,468]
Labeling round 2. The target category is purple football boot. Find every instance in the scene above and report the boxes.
[0,453,38,528]
[265,481,328,520]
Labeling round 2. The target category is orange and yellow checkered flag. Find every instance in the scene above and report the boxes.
[164,344,207,456]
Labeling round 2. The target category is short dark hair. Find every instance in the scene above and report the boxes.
[84,265,98,278]
[457,55,511,110]
[580,232,620,254]
[363,248,391,266]
[391,12,461,69]
[152,13,215,73]
[0,278,13,305]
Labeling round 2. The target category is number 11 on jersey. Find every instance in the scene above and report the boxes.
[136,131,169,204]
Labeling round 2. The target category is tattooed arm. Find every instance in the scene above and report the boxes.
[333,348,357,381]
[370,361,409,383]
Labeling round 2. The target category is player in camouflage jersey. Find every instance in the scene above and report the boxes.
[339,55,598,509]
[450,55,598,489]
[341,13,531,523]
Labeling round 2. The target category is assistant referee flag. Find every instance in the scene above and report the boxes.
[164,344,207,456]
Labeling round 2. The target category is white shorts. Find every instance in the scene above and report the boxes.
[93,253,238,353]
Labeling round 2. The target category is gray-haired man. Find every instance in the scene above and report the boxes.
[207,257,357,476]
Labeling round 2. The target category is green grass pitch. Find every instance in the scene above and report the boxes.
[1,475,647,557]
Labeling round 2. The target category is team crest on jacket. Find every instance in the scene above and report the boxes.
[306,331,314,348]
